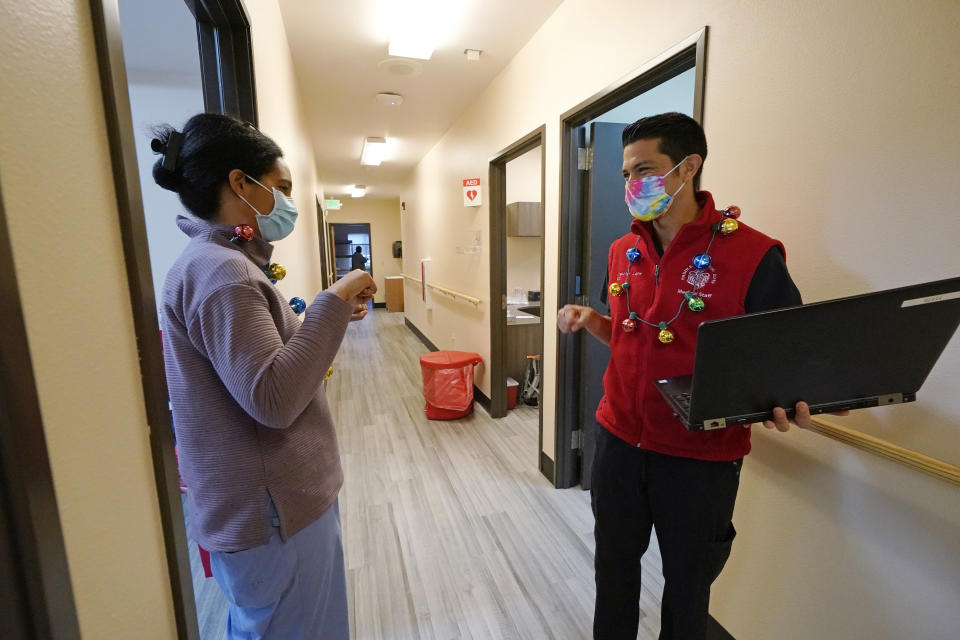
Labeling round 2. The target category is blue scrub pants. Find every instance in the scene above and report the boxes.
[210,500,349,639]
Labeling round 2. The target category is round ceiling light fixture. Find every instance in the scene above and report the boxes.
[375,92,404,107]
[377,57,423,78]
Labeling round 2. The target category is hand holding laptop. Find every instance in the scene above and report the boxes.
[655,277,959,431]
[762,401,850,432]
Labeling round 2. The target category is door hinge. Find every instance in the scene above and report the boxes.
[571,429,583,450]
[577,147,593,171]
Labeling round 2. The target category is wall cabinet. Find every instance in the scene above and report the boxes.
[506,202,543,237]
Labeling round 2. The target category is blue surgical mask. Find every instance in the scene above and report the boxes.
[236,174,299,242]
[624,157,688,221]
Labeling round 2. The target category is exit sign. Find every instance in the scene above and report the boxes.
[325,199,342,210]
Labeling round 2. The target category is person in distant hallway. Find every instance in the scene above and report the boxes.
[351,245,368,271]
[557,112,847,640]
[154,112,375,639]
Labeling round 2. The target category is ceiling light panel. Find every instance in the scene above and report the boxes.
[360,137,388,166]
[387,0,464,60]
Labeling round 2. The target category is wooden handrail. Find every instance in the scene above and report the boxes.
[396,270,958,485]
[400,273,482,307]
[807,417,960,486]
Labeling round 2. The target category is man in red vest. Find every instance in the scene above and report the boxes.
[558,113,844,640]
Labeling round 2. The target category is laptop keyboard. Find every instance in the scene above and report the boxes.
[676,392,691,410]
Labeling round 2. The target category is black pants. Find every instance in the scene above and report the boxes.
[591,427,741,640]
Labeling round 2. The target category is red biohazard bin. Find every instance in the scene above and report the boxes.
[506,377,519,410]
[419,351,483,420]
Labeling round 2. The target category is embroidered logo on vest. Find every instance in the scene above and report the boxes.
[680,265,718,289]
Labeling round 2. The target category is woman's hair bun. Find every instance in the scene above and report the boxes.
[151,125,183,193]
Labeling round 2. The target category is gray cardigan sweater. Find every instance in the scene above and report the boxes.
[162,216,352,552]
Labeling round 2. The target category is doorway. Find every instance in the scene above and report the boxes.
[489,127,548,478]
[91,0,262,636]
[554,29,708,489]
[317,199,332,289]
[331,223,373,280]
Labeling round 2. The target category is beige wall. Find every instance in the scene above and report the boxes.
[400,0,960,637]
[326,198,403,304]
[0,1,177,637]
[245,0,325,303]
[402,146,489,365]
[506,236,542,298]
[506,146,543,298]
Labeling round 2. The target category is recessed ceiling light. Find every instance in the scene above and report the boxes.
[375,92,404,107]
[360,137,387,166]
[377,57,423,77]
[351,185,367,198]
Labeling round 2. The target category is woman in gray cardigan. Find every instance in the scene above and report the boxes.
[154,113,374,639]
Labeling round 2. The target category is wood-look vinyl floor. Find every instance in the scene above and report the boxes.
[190,309,664,639]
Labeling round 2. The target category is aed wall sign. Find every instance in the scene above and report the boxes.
[462,178,482,207]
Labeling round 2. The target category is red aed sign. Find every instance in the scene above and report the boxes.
[462,178,482,207]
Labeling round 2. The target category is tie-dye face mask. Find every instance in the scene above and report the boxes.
[624,156,688,221]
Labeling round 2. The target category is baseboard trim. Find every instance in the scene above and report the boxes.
[404,318,439,352]
[474,386,491,412]
[539,451,555,483]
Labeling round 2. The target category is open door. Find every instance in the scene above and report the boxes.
[555,29,707,488]
[578,121,630,489]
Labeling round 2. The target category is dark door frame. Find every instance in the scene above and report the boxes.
[185,0,259,125]
[87,0,258,637]
[553,28,709,488]
[488,127,548,476]
[317,198,331,289]
[0,179,82,639]
[330,222,374,281]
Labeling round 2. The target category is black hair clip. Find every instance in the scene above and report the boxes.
[150,131,184,172]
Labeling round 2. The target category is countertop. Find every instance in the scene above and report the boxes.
[507,297,542,325]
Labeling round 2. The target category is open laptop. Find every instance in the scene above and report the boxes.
[654,277,960,431]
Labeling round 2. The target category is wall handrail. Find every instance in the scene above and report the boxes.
[400,273,482,307]
[807,417,960,486]
[398,270,959,485]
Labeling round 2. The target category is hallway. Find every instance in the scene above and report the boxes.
[187,309,665,639]
[328,311,664,639]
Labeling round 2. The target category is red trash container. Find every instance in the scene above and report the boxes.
[419,351,483,420]
[506,377,519,410]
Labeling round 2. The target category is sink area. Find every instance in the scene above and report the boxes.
[506,296,542,325]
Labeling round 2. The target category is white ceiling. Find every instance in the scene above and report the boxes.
[278,0,564,199]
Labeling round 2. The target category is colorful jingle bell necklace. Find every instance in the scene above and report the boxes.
[608,206,741,344]
[230,224,307,316]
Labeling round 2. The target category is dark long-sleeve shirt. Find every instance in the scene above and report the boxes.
[162,216,352,552]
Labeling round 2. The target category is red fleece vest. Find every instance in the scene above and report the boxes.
[596,191,783,461]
